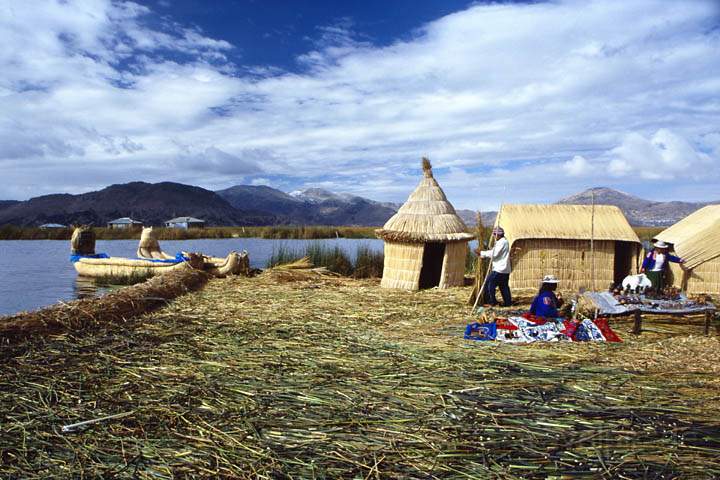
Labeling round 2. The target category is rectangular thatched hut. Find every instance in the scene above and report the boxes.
[376,158,474,290]
[654,205,720,295]
[498,204,641,292]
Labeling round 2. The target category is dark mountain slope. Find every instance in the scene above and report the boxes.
[0,182,275,227]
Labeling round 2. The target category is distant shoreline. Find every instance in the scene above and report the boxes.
[0,225,380,241]
[0,225,662,242]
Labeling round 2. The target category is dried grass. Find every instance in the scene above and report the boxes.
[1,277,719,478]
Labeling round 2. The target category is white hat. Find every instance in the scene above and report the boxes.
[542,274,559,284]
[654,240,669,249]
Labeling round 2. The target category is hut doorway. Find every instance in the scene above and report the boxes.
[419,242,445,289]
[614,241,636,285]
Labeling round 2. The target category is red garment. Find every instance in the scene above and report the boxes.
[521,312,547,325]
[593,318,622,343]
[562,320,579,339]
[495,317,518,331]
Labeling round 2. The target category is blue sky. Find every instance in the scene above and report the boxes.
[1,0,719,209]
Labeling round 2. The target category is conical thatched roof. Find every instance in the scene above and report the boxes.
[375,158,474,243]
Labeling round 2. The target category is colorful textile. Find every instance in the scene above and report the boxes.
[139,252,188,263]
[464,322,497,341]
[69,253,110,263]
[573,319,606,342]
[521,313,548,325]
[478,316,622,344]
[495,318,518,331]
[561,320,579,338]
[496,317,567,343]
[593,318,622,343]
[70,252,188,264]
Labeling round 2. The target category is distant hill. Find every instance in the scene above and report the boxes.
[215,185,308,222]
[0,200,20,211]
[556,187,716,226]
[217,186,398,226]
[0,182,275,227]
[2,183,714,229]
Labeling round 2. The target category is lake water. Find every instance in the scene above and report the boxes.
[0,238,384,316]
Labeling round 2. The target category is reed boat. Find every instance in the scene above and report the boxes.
[72,253,200,278]
[136,227,249,277]
[70,226,203,278]
[70,227,250,279]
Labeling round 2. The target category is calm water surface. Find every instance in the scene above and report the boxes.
[0,238,383,316]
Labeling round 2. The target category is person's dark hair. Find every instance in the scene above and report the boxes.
[537,282,557,295]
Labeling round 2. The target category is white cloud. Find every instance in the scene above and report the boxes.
[607,129,715,179]
[564,155,592,177]
[0,0,718,208]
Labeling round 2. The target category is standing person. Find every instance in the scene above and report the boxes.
[474,226,512,307]
[529,275,564,318]
[640,240,685,292]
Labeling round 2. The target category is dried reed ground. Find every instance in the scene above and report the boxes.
[2,275,719,478]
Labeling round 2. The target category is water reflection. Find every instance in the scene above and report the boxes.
[74,276,102,299]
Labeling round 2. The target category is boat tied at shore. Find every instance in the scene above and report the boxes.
[70,226,249,278]
[136,227,249,276]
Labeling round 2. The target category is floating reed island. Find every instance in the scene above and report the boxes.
[2,160,720,477]
[1,268,719,478]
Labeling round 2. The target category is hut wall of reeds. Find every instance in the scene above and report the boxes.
[376,159,473,290]
[655,205,720,295]
[498,204,641,292]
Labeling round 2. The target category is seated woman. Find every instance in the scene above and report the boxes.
[529,275,564,319]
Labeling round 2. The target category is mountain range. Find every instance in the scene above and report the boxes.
[555,187,718,226]
[216,185,398,226]
[0,183,714,228]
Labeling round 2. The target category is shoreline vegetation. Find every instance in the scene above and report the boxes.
[1,273,718,477]
[0,225,378,240]
[0,224,663,241]
[266,243,384,278]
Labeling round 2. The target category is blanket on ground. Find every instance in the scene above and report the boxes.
[465,316,621,343]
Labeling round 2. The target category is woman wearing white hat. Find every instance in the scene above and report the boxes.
[529,275,564,318]
[640,240,684,291]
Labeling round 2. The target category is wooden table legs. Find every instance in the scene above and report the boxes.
[705,311,713,335]
[633,310,642,335]
[631,310,715,336]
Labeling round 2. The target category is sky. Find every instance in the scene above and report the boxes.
[1,0,719,210]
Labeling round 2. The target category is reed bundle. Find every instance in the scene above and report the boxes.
[0,269,209,342]
[1,277,718,478]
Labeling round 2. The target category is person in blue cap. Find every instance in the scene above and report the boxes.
[475,226,512,307]
[529,275,564,318]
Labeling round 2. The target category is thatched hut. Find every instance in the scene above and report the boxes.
[654,205,720,295]
[498,204,641,292]
[376,159,474,290]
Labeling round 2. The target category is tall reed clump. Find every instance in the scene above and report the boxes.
[266,243,383,278]
[306,243,354,276]
[266,244,304,268]
[468,211,490,275]
[353,245,384,279]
